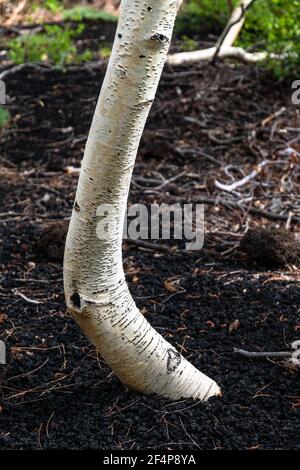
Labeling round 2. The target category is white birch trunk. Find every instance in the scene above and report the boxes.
[64,0,221,401]
[216,0,254,50]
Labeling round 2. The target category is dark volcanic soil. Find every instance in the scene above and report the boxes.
[0,20,299,450]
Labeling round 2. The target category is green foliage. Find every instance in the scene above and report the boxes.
[0,107,10,129]
[181,35,198,52]
[63,6,118,23]
[99,45,112,59]
[239,0,300,78]
[175,0,237,37]
[30,0,63,13]
[43,0,63,13]
[7,25,92,68]
[176,0,300,78]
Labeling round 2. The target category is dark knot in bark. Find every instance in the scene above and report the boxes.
[150,33,169,44]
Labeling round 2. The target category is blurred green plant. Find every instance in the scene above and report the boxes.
[240,0,300,78]
[43,0,63,13]
[30,0,63,13]
[0,107,10,129]
[99,45,112,59]
[175,0,235,37]
[181,35,198,52]
[63,6,118,23]
[7,24,92,68]
[176,0,300,77]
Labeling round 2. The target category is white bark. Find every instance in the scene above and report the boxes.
[64,0,221,401]
[167,0,263,66]
[216,0,255,50]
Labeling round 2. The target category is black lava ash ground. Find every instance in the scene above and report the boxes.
[0,20,299,450]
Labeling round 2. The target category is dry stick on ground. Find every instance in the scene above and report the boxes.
[174,146,222,166]
[126,239,173,254]
[214,159,271,193]
[234,348,294,359]
[261,107,286,128]
[14,289,42,305]
[144,171,186,192]
[168,0,267,66]
[0,62,53,80]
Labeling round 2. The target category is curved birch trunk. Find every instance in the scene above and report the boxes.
[64,0,221,401]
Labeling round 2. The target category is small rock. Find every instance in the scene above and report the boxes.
[239,227,299,268]
[35,220,69,262]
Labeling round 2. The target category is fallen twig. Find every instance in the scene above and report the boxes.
[14,290,42,305]
[0,62,53,80]
[234,348,293,358]
[261,107,286,128]
[126,239,173,254]
[174,147,222,166]
[145,171,186,192]
[214,159,270,193]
